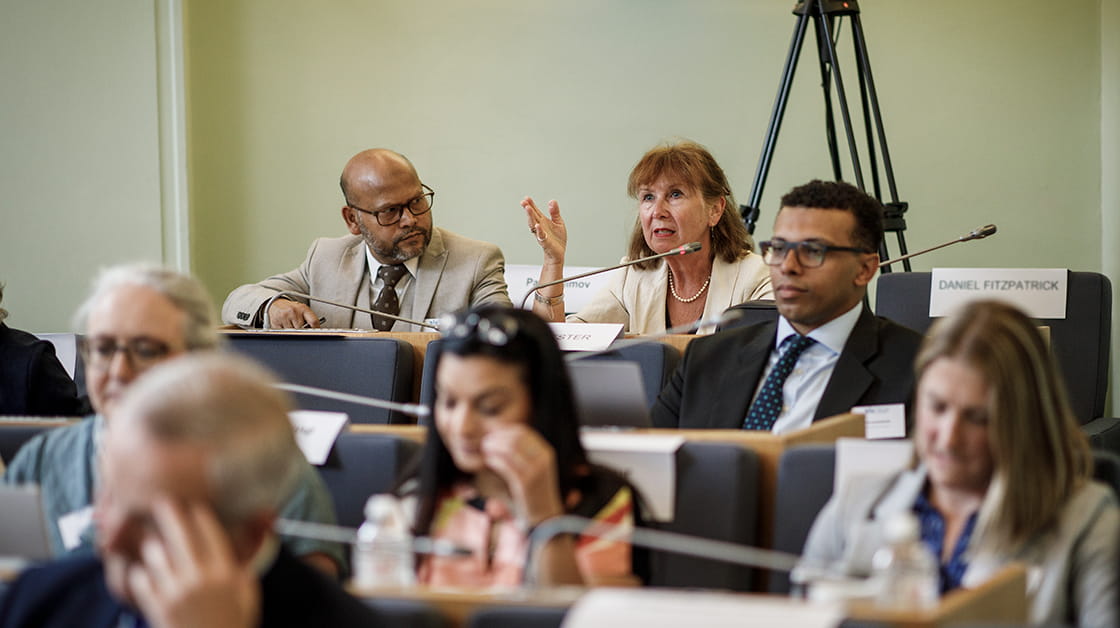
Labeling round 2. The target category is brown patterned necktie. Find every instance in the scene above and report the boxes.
[371,264,408,331]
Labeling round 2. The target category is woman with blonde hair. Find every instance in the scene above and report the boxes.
[801,299,1117,626]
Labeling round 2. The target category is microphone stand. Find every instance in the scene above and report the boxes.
[274,519,469,557]
[274,382,430,419]
[262,291,440,331]
[519,242,703,309]
[524,515,800,589]
[878,224,997,269]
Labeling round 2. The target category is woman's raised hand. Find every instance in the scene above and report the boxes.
[521,197,567,265]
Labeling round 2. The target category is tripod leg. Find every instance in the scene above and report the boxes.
[812,14,844,181]
[813,0,865,190]
[850,13,900,204]
[745,9,813,215]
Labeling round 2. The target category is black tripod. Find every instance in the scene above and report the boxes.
[741,0,911,271]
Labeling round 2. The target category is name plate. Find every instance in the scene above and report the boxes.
[581,432,685,522]
[288,410,349,465]
[930,268,1067,318]
[548,322,623,351]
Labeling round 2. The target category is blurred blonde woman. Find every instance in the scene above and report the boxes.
[801,300,1118,626]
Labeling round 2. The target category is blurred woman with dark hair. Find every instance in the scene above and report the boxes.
[413,306,642,586]
[523,140,771,334]
[801,300,1118,626]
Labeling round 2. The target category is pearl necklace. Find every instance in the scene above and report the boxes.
[668,269,711,303]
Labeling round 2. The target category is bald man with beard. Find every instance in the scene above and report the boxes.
[223,149,511,331]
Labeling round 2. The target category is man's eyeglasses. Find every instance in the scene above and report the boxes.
[440,311,519,347]
[348,184,435,226]
[759,239,874,268]
[79,336,173,370]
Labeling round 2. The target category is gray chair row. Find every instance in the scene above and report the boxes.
[224,335,415,424]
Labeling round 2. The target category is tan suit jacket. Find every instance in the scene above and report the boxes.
[222,228,511,331]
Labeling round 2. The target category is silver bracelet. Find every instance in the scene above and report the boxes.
[534,292,564,306]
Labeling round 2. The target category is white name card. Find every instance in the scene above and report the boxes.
[506,263,618,312]
[564,589,844,628]
[834,438,914,496]
[548,322,623,351]
[288,410,349,465]
[929,268,1067,319]
[580,432,684,522]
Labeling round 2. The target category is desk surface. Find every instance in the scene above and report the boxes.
[351,564,1027,628]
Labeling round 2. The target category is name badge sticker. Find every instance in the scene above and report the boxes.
[58,506,94,552]
[851,403,907,439]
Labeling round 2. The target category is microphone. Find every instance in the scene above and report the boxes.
[519,242,703,309]
[261,291,440,331]
[274,519,470,557]
[274,382,430,419]
[564,308,748,362]
[878,224,997,269]
[524,514,800,588]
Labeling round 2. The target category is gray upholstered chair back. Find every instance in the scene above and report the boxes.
[646,441,760,591]
[770,444,837,594]
[314,431,421,528]
[226,335,415,424]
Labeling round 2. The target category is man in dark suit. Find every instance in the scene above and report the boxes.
[0,354,380,627]
[652,180,922,431]
[0,284,86,416]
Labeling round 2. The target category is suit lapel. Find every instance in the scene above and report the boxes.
[815,306,878,420]
[707,322,776,428]
[409,227,447,322]
[334,239,370,329]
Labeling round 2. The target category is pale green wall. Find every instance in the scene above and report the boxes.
[187,0,1103,295]
[1104,0,1120,411]
[0,0,164,332]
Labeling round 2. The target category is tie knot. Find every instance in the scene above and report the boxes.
[377,264,408,287]
[780,334,815,357]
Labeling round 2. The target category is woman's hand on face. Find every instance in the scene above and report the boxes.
[521,197,567,265]
[481,423,564,527]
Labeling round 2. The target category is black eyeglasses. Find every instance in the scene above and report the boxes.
[348,184,435,226]
[79,336,173,370]
[759,239,874,268]
[439,311,520,347]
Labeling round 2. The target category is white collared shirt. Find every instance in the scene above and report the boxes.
[364,245,418,303]
[753,301,864,434]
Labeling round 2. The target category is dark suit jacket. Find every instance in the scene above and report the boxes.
[0,324,85,417]
[651,306,923,429]
[0,547,380,628]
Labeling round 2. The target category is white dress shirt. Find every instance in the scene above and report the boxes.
[753,302,864,434]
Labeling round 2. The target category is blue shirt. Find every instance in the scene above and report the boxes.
[913,491,978,593]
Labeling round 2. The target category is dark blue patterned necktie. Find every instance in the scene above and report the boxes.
[742,334,816,431]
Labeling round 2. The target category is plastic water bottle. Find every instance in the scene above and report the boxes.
[870,512,940,610]
[352,494,415,588]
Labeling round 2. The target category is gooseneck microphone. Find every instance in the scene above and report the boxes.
[272,382,430,418]
[878,224,997,269]
[524,514,800,588]
[261,290,440,331]
[519,242,704,309]
[274,519,469,557]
